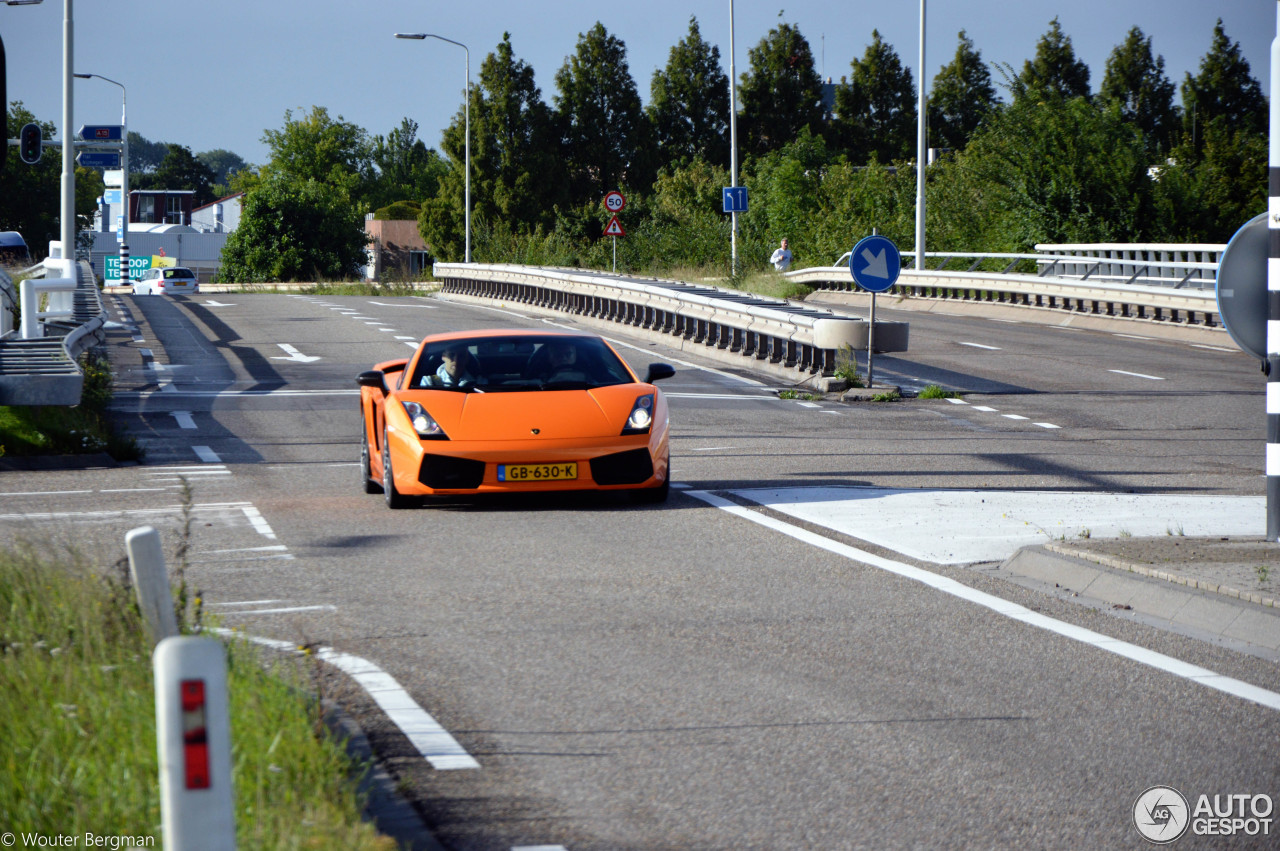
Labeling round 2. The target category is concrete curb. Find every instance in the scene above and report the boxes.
[1042,542,1278,609]
[1001,546,1280,654]
[322,699,446,851]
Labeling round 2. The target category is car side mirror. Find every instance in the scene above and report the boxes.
[644,363,675,383]
[356,370,387,392]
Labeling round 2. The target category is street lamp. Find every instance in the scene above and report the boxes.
[74,72,129,285]
[395,31,471,264]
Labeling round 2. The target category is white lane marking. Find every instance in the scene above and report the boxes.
[958,342,1002,350]
[1109,369,1165,381]
[115,389,359,399]
[1034,422,1062,430]
[377,328,398,332]
[193,446,222,463]
[687,490,1280,713]
[0,490,93,497]
[240,505,277,539]
[972,405,998,412]
[395,336,417,341]
[405,342,419,349]
[368,300,436,308]
[214,630,481,770]
[139,348,152,358]
[171,411,197,429]
[1191,344,1238,353]
[1114,334,1155,341]
[690,446,733,451]
[1002,414,1029,421]
[99,487,171,493]
[666,392,778,401]
[945,398,968,405]
[208,599,285,607]
[204,545,289,554]
[796,401,821,409]
[217,605,337,616]
[202,300,236,307]
[271,343,321,363]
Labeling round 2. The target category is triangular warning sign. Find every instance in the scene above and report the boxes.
[603,215,625,237]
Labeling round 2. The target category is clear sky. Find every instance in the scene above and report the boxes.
[3,0,1273,170]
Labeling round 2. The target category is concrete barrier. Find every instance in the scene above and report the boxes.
[433,263,908,389]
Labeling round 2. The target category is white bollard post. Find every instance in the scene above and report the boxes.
[154,636,237,851]
[125,526,179,646]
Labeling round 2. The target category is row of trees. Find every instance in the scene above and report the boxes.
[2,16,1267,282]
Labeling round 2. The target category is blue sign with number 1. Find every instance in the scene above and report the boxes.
[722,186,749,214]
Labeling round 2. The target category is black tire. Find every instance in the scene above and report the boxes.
[382,434,411,509]
[361,429,382,494]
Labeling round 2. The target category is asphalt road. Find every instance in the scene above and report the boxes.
[2,290,1275,850]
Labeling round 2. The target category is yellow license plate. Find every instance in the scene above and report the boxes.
[498,462,578,482]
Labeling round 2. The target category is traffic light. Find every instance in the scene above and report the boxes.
[19,122,41,165]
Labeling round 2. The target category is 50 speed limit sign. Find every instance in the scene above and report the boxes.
[603,190,626,213]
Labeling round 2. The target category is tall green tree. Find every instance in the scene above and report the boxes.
[737,22,826,157]
[1099,28,1178,156]
[1018,17,1090,101]
[553,22,651,205]
[134,144,216,205]
[367,118,447,212]
[833,29,917,164]
[126,132,168,174]
[218,173,367,282]
[1181,18,1266,143]
[958,91,1151,246]
[927,31,997,152]
[260,106,374,205]
[196,149,250,190]
[648,16,730,168]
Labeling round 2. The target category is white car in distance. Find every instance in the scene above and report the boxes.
[132,266,200,295]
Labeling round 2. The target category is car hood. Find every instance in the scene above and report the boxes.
[399,385,648,440]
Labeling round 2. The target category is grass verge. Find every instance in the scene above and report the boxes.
[0,541,396,849]
[0,350,141,461]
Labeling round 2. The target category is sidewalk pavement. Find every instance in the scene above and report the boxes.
[1001,535,1280,660]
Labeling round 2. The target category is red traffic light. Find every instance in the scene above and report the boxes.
[19,122,42,165]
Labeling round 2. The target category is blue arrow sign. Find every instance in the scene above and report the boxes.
[849,234,901,293]
[722,186,749,214]
[78,124,123,141]
[76,150,121,168]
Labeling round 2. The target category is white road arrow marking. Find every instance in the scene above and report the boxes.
[203,300,236,307]
[860,247,889,278]
[270,344,321,363]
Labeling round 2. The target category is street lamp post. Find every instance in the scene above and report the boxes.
[74,72,128,285]
[395,31,471,264]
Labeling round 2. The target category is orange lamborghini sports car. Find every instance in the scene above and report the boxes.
[357,329,675,508]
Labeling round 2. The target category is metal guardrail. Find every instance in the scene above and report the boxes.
[433,263,908,386]
[0,259,108,405]
[796,248,1221,330]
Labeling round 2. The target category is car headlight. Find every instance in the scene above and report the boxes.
[622,394,655,435]
[401,400,448,440]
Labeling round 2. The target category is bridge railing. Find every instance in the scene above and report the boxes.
[0,259,108,406]
[433,263,907,388]
[801,244,1223,329]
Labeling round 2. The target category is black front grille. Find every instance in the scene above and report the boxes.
[590,448,654,486]
[418,454,485,489]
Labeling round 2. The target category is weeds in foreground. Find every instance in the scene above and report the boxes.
[1257,564,1271,586]
[0,540,393,849]
[917,384,960,399]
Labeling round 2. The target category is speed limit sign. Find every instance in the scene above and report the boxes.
[603,190,626,213]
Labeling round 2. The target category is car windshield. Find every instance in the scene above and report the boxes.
[409,335,634,392]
